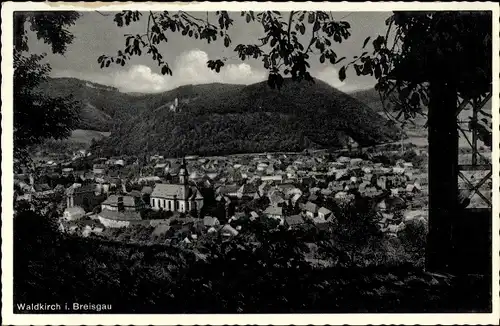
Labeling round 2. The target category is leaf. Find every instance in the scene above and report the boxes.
[246,14,251,23]
[338,66,346,81]
[308,12,315,24]
[313,21,320,33]
[399,87,410,101]
[299,24,305,35]
[161,66,168,75]
[319,54,325,64]
[224,37,230,48]
[362,36,371,49]
[374,64,382,79]
[335,56,346,64]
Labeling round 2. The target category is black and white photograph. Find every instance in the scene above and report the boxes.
[2,2,498,325]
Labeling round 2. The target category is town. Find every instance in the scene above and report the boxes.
[14,142,431,247]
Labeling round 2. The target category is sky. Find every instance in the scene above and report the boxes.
[28,11,392,93]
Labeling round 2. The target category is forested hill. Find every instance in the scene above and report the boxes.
[95,78,401,157]
[38,77,246,132]
[41,77,401,156]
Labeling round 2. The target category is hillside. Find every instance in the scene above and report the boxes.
[350,87,493,149]
[38,78,246,132]
[40,77,400,156]
[349,88,386,113]
[95,78,400,156]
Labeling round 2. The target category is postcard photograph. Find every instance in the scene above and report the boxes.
[1,2,499,325]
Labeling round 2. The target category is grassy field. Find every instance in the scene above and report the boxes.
[68,129,111,145]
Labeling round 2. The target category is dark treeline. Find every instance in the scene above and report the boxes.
[14,201,490,313]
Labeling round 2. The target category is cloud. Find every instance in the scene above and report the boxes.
[314,66,375,93]
[52,49,267,93]
[52,49,375,93]
[314,67,347,89]
[175,49,266,86]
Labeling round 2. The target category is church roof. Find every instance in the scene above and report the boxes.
[151,184,188,199]
[102,195,137,207]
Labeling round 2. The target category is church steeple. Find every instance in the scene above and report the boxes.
[179,157,188,185]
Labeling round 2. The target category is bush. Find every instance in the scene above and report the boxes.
[398,218,427,265]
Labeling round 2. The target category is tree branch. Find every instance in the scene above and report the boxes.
[287,11,295,43]
[96,11,110,17]
[305,15,318,55]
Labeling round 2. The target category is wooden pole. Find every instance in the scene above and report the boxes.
[426,81,459,272]
[472,98,478,166]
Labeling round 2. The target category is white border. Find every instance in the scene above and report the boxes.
[2,2,499,325]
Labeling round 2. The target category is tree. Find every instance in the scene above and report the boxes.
[337,12,491,272]
[14,11,82,165]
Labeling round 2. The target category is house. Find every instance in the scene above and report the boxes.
[221,224,239,237]
[66,183,104,212]
[256,162,268,171]
[129,189,142,198]
[308,193,318,202]
[320,189,332,196]
[152,224,171,238]
[334,191,349,199]
[258,182,272,196]
[291,193,302,205]
[62,167,74,176]
[150,159,204,213]
[393,166,405,174]
[264,205,283,220]
[237,183,258,199]
[268,190,286,206]
[403,162,414,169]
[405,184,420,194]
[385,196,407,212]
[141,186,153,195]
[203,216,220,227]
[358,181,371,192]
[377,176,388,190]
[364,186,381,197]
[33,184,54,198]
[93,164,107,175]
[98,210,142,228]
[217,184,240,198]
[304,201,318,218]
[317,207,333,220]
[261,175,283,183]
[154,163,169,175]
[62,206,85,221]
[350,158,363,166]
[101,195,144,212]
[313,216,330,228]
[285,214,305,229]
[250,211,259,221]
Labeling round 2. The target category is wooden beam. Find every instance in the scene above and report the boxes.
[458,171,492,206]
[455,96,471,117]
[475,92,492,111]
[472,98,478,165]
[458,164,492,171]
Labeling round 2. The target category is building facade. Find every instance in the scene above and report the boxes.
[150,159,204,213]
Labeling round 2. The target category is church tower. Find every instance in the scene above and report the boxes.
[179,158,188,185]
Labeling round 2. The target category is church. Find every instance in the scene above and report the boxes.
[150,158,204,213]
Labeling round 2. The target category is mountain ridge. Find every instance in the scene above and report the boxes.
[40,77,401,156]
